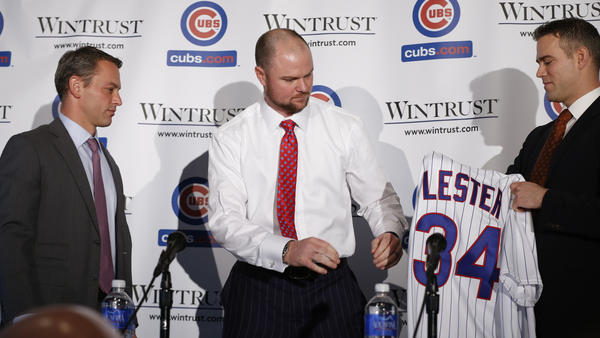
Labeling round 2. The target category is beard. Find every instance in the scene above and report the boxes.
[265,89,310,115]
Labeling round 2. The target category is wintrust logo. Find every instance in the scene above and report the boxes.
[263,14,376,34]
[0,104,12,124]
[498,2,600,23]
[36,17,143,37]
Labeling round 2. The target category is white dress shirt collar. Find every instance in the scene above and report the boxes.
[567,86,600,120]
[58,112,98,149]
[260,98,311,132]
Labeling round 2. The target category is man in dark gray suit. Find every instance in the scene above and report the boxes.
[508,18,600,336]
[0,47,133,326]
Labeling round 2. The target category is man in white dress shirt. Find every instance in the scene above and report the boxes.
[208,28,408,337]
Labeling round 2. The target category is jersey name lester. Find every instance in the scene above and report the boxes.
[421,170,502,220]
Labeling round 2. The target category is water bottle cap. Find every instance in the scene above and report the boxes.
[112,279,126,288]
[375,283,390,292]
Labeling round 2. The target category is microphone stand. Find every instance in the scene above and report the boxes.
[425,271,439,338]
[159,269,173,338]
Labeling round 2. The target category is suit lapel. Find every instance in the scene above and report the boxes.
[549,96,600,177]
[48,119,99,234]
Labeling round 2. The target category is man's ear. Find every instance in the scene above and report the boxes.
[68,75,83,99]
[255,66,267,87]
[575,45,591,70]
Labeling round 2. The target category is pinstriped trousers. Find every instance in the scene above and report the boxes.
[221,259,366,338]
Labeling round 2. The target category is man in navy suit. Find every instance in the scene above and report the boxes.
[0,47,133,326]
[508,18,600,336]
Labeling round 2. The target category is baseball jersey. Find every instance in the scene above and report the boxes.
[407,152,543,338]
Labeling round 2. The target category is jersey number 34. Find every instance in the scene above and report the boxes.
[413,213,501,300]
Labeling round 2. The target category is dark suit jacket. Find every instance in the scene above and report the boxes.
[0,118,133,325]
[507,96,600,336]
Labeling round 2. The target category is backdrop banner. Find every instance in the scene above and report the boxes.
[0,1,586,337]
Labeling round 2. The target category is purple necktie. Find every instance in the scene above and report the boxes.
[87,138,114,293]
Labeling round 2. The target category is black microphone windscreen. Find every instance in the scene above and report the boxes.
[426,233,447,253]
[167,231,187,253]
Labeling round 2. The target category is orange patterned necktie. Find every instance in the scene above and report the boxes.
[529,109,572,186]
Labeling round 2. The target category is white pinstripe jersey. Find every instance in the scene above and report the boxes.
[407,152,543,338]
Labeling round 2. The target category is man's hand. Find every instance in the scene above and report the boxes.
[371,232,403,270]
[283,237,340,275]
[510,181,548,211]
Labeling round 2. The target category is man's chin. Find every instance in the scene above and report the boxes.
[289,98,309,112]
[99,119,113,128]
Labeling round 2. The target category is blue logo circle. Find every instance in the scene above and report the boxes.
[52,95,61,119]
[180,1,228,46]
[311,85,342,107]
[413,0,461,38]
[412,185,418,209]
[172,177,210,225]
[543,93,562,121]
[0,12,4,36]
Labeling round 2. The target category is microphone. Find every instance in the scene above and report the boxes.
[153,231,187,277]
[425,233,447,277]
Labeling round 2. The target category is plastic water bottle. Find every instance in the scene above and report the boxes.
[364,283,398,338]
[101,279,134,338]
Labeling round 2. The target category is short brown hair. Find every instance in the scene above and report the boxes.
[54,46,122,100]
[534,17,600,69]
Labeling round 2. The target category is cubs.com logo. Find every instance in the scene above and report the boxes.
[180,1,227,46]
[402,0,471,62]
[311,85,342,107]
[172,177,209,225]
[412,0,461,38]
[543,93,563,120]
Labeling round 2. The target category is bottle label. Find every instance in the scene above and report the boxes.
[365,314,398,336]
[102,307,134,329]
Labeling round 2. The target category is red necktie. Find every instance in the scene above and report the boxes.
[87,138,115,293]
[277,120,298,239]
[529,109,572,186]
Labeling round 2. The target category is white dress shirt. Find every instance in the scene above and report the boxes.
[208,97,408,272]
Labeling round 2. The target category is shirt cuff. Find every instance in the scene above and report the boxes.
[257,235,293,273]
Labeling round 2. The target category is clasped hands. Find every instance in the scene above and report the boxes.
[283,232,403,274]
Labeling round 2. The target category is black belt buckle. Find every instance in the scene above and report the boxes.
[284,266,315,280]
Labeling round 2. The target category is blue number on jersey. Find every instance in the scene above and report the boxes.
[413,213,501,300]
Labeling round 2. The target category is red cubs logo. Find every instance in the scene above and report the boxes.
[413,0,461,38]
[421,0,454,30]
[172,177,209,225]
[181,1,228,46]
